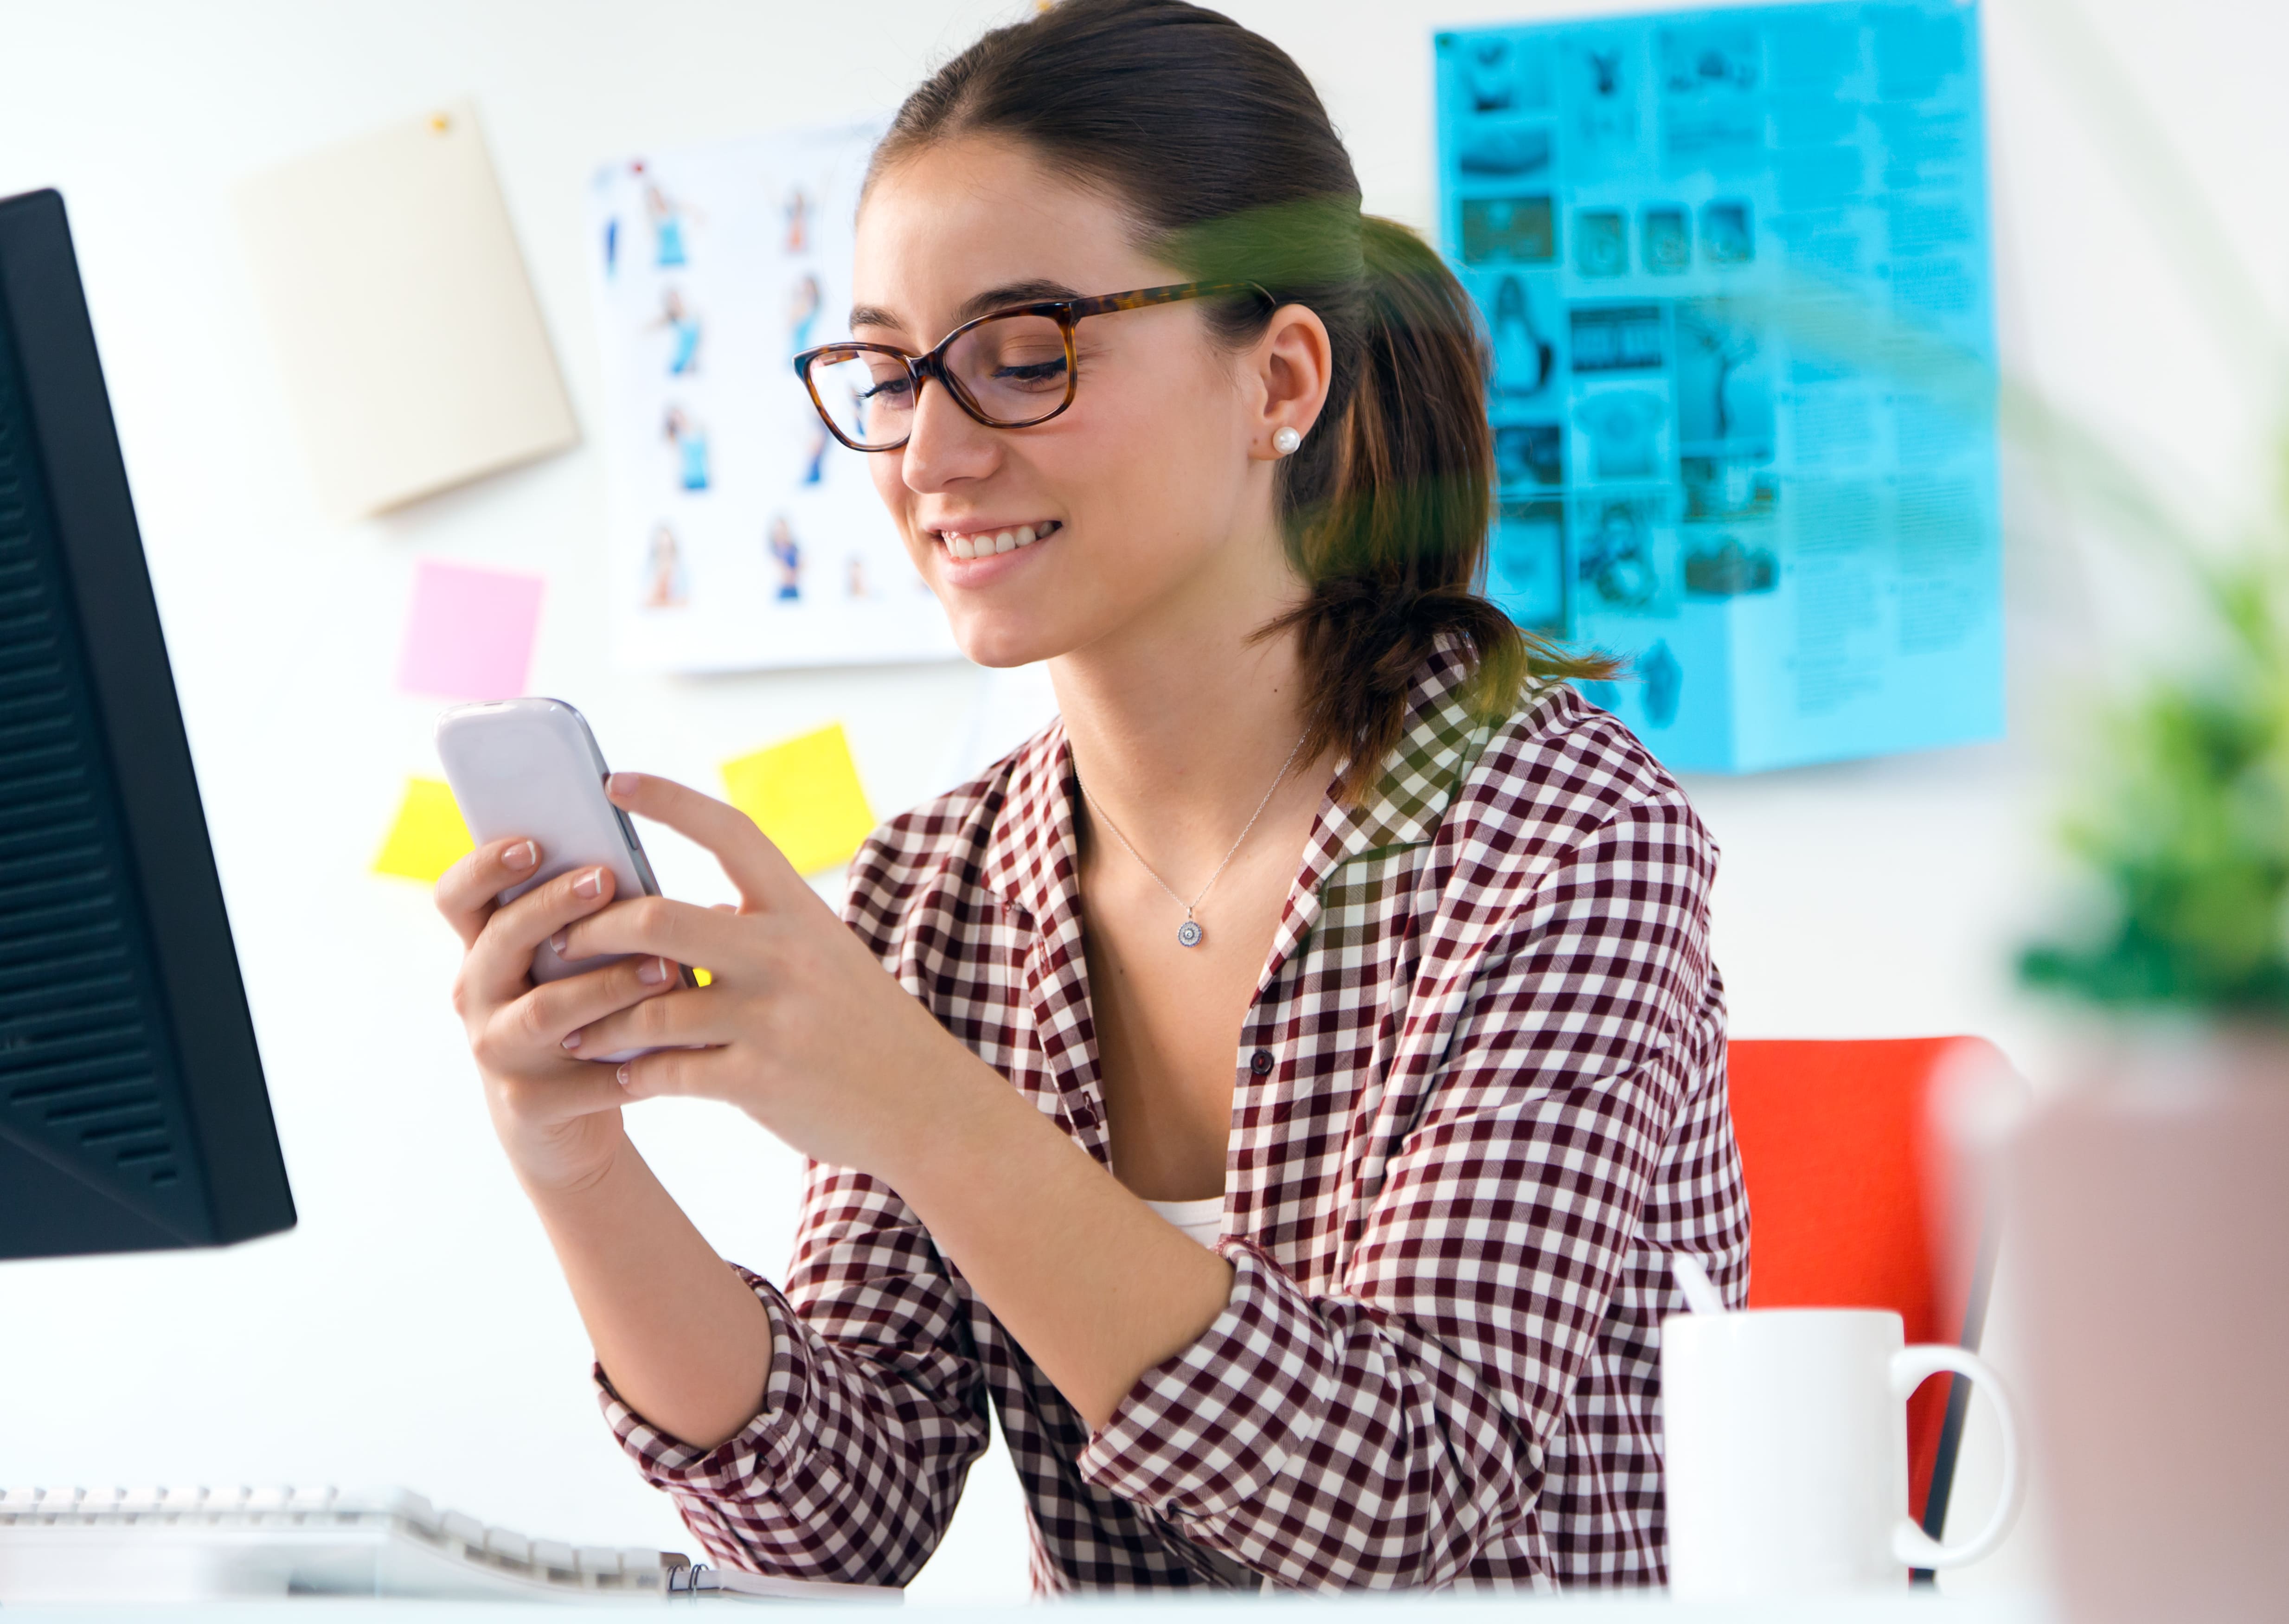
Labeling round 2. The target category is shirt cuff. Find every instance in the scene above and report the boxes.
[596,1264,816,1489]
[1076,1241,1339,1516]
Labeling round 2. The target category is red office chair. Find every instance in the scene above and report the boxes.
[1725,1036,2011,1563]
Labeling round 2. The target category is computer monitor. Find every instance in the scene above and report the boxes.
[0,187,295,1259]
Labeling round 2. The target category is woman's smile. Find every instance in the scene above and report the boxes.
[925,517,1063,582]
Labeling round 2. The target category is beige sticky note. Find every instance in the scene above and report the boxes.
[721,724,877,876]
[236,101,579,519]
[374,777,474,884]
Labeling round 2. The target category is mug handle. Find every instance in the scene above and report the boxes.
[1886,1343,2025,1570]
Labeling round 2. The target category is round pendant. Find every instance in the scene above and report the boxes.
[1176,919,1204,948]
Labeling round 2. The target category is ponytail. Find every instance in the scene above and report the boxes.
[1264,217,1617,802]
[873,0,1619,802]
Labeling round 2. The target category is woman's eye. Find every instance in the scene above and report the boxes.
[994,358,1068,389]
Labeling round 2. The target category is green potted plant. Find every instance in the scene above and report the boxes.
[1997,8,2289,1619]
[2007,570,2289,1624]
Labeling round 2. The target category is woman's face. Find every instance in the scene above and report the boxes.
[851,137,1295,669]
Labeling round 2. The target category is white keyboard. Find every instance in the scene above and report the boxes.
[0,1484,895,1604]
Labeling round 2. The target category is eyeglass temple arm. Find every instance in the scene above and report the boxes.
[1062,281,1276,320]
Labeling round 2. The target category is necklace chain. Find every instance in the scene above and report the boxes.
[1075,732,1308,947]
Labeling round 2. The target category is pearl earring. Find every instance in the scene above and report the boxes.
[1272,426,1302,456]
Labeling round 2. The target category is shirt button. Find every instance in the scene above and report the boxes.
[1249,1050,1274,1077]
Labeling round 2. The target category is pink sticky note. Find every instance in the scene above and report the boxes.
[395,558,545,700]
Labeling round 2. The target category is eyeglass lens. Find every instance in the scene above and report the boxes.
[809,312,1071,448]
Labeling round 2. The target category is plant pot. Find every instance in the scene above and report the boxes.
[2000,1035,2289,1623]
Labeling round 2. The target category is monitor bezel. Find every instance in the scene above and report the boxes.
[0,187,295,1250]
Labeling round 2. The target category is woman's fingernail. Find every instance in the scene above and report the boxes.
[638,956,670,985]
[616,1063,633,1088]
[573,867,604,898]
[561,1031,582,1051]
[504,840,537,871]
[550,930,569,955]
[607,772,639,797]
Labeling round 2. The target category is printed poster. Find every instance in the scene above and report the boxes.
[587,121,958,674]
[1437,0,2002,772]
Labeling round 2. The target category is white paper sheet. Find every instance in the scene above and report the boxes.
[235,101,579,520]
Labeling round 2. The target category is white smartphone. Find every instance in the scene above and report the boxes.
[435,699,696,1057]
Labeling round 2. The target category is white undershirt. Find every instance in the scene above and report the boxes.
[1144,1195,1225,1250]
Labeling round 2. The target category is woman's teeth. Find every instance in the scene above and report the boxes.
[941,521,1056,561]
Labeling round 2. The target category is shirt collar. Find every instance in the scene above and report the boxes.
[1325,636,1497,861]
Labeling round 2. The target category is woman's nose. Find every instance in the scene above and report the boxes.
[899,376,999,493]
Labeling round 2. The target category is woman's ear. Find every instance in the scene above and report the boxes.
[1250,303,1334,460]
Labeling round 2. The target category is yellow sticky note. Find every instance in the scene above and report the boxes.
[721,723,876,876]
[374,776,473,883]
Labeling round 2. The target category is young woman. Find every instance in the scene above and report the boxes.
[437,0,1746,1594]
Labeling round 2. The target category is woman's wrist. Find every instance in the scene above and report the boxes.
[503,1107,633,1204]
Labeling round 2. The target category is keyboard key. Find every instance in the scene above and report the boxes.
[335,1487,435,1530]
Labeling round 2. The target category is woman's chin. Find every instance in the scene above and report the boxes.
[946,608,1082,671]
[952,627,1065,670]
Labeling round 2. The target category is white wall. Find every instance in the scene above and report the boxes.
[0,0,2272,1602]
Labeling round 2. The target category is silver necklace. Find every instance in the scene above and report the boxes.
[1074,732,1308,949]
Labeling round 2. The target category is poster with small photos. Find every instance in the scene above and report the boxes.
[587,120,958,674]
[1436,0,2002,773]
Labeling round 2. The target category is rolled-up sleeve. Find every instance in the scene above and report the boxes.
[1078,792,1717,1587]
[596,1165,991,1586]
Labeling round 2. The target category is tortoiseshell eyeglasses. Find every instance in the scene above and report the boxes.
[793,281,1273,453]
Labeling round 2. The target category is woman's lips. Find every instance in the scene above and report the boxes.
[933,519,1060,560]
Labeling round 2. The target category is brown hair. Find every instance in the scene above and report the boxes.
[871,0,1617,801]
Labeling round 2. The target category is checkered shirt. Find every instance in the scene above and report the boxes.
[600,642,1749,1592]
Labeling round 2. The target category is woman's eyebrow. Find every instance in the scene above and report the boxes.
[955,279,1082,321]
[848,280,1084,340]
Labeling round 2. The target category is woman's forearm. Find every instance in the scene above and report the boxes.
[520,1136,774,1451]
[878,1066,1235,1431]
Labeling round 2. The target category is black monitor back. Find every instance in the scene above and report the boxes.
[0,187,295,1258]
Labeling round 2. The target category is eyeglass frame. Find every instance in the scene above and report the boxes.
[792,280,1275,453]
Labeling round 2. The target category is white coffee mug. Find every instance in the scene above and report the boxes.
[1662,1307,2022,1599]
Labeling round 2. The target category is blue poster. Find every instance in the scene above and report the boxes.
[1436,0,2001,773]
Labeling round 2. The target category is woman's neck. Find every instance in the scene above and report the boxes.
[1049,526,1327,871]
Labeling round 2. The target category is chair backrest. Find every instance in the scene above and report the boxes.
[1725,1036,2004,1535]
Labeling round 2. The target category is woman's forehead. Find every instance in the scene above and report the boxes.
[851,140,1160,335]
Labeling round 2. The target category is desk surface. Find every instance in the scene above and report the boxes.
[0,1592,2052,1619]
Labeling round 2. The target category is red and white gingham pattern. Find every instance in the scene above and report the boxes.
[599,643,1749,1592]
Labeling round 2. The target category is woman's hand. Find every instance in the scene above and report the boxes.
[551,774,995,1179]
[436,838,685,1193]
